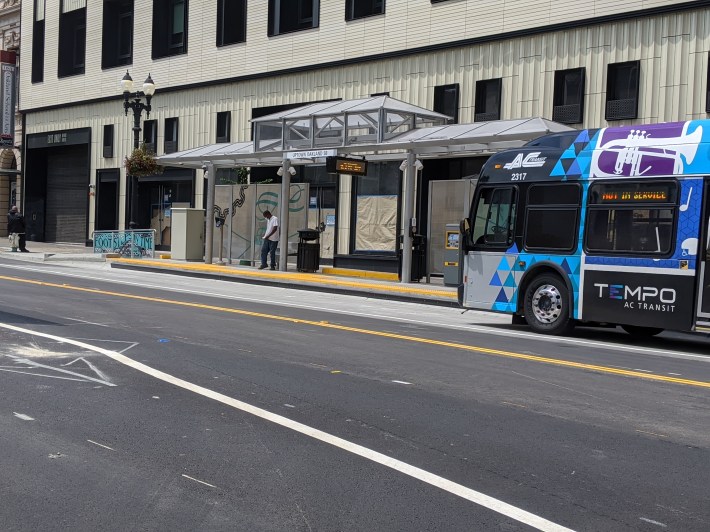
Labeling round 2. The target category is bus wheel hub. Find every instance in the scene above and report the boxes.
[532,284,561,323]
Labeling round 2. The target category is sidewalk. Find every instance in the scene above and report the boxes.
[0,242,459,307]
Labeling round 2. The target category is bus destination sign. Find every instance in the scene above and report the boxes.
[599,189,669,203]
[326,156,368,176]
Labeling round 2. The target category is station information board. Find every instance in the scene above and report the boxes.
[326,156,368,176]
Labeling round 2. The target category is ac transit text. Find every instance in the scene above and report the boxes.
[594,283,676,312]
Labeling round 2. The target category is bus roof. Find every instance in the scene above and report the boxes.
[479,120,710,184]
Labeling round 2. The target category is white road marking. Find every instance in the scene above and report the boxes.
[2,261,707,363]
[13,412,34,421]
[0,322,572,532]
[87,439,115,451]
[391,380,412,385]
[668,372,682,376]
[65,317,111,327]
[0,369,86,382]
[639,517,667,528]
[2,354,115,387]
[181,474,217,488]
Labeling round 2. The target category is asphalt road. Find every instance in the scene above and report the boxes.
[0,259,708,531]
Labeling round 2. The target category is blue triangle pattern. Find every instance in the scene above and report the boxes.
[575,130,590,143]
[495,288,509,303]
[567,159,582,176]
[504,272,516,287]
[498,257,511,272]
[507,242,519,254]
[490,272,502,286]
[551,161,566,176]
[560,258,572,274]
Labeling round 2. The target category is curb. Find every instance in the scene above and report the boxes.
[109,262,460,308]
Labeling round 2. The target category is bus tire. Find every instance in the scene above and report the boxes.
[621,325,663,337]
[523,274,574,335]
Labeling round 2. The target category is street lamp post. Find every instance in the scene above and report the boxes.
[121,71,156,227]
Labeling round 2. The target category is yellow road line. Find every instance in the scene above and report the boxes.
[112,258,456,299]
[2,273,709,390]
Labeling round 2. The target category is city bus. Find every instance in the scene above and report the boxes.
[458,120,710,336]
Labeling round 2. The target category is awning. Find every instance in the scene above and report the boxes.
[157,117,574,169]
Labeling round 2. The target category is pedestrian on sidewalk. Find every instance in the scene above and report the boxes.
[258,210,279,270]
[7,205,29,252]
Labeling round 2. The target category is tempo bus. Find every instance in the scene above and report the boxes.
[458,120,710,336]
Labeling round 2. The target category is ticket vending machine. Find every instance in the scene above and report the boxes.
[443,224,460,286]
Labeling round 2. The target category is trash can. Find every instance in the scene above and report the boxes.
[398,234,426,282]
[297,229,321,272]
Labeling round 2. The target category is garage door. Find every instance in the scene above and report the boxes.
[45,147,88,242]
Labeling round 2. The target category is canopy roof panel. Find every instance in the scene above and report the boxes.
[157,117,575,169]
[251,96,451,123]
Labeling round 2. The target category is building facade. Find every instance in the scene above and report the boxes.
[17,1,710,266]
[0,0,20,237]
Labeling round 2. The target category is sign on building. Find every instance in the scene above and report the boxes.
[0,51,16,148]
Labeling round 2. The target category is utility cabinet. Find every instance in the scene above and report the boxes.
[171,208,204,261]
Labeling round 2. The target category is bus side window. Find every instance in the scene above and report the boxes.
[471,187,515,245]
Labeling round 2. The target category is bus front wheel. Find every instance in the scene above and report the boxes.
[523,274,574,335]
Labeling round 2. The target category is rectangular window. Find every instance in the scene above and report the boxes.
[706,54,710,114]
[606,61,640,121]
[103,124,114,158]
[217,0,246,46]
[102,0,133,69]
[345,0,384,21]
[585,181,677,255]
[471,187,516,246]
[474,78,502,122]
[268,0,319,36]
[216,111,231,143]
[58,0,87,78]
[552,68,585,124]
[153,0,188,59]
[143,120,157,153]
[433,84,459,123]
[524,184,580,252]
[32,0,45,83]
[164,117,179,154]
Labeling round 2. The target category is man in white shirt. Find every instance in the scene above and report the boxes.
[258,210,279,270]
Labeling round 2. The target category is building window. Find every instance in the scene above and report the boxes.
[216,111,231,143]
[268,0,319,36]
[103,124,114,158]
[552,68,585,124]
[164,118,179,154]
[706,54,710,113]
[143,120,157,154]
[217,0,246,46]
[58,0,87,78]
[606,61,640,121]
[371,92,389,97]
[102,0,133,69]
[32,0,45,83]
[433,84,459,123]
[153,0,188,59]
[474,78,502,122]
[345,0,384,21]
[524,184,580,252]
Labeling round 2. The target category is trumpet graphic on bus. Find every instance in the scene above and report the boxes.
[591,122,702,178]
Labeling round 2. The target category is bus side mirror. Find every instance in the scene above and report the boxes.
[460,218,473,251]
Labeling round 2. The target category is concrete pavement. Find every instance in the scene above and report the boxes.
[0,242,459,307]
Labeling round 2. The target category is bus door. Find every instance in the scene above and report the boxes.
[461,186,519,312]
[696,179,710,323]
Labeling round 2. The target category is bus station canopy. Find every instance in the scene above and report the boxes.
[157,96,574,169]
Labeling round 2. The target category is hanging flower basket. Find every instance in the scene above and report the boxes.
[124,145,163,177]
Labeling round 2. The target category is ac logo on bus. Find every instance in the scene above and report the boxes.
[503,152,547,170]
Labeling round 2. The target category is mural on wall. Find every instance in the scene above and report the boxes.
[93,230,156,258]
[213,183,309,264]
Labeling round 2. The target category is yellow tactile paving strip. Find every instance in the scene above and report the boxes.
[111,258,458,299]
